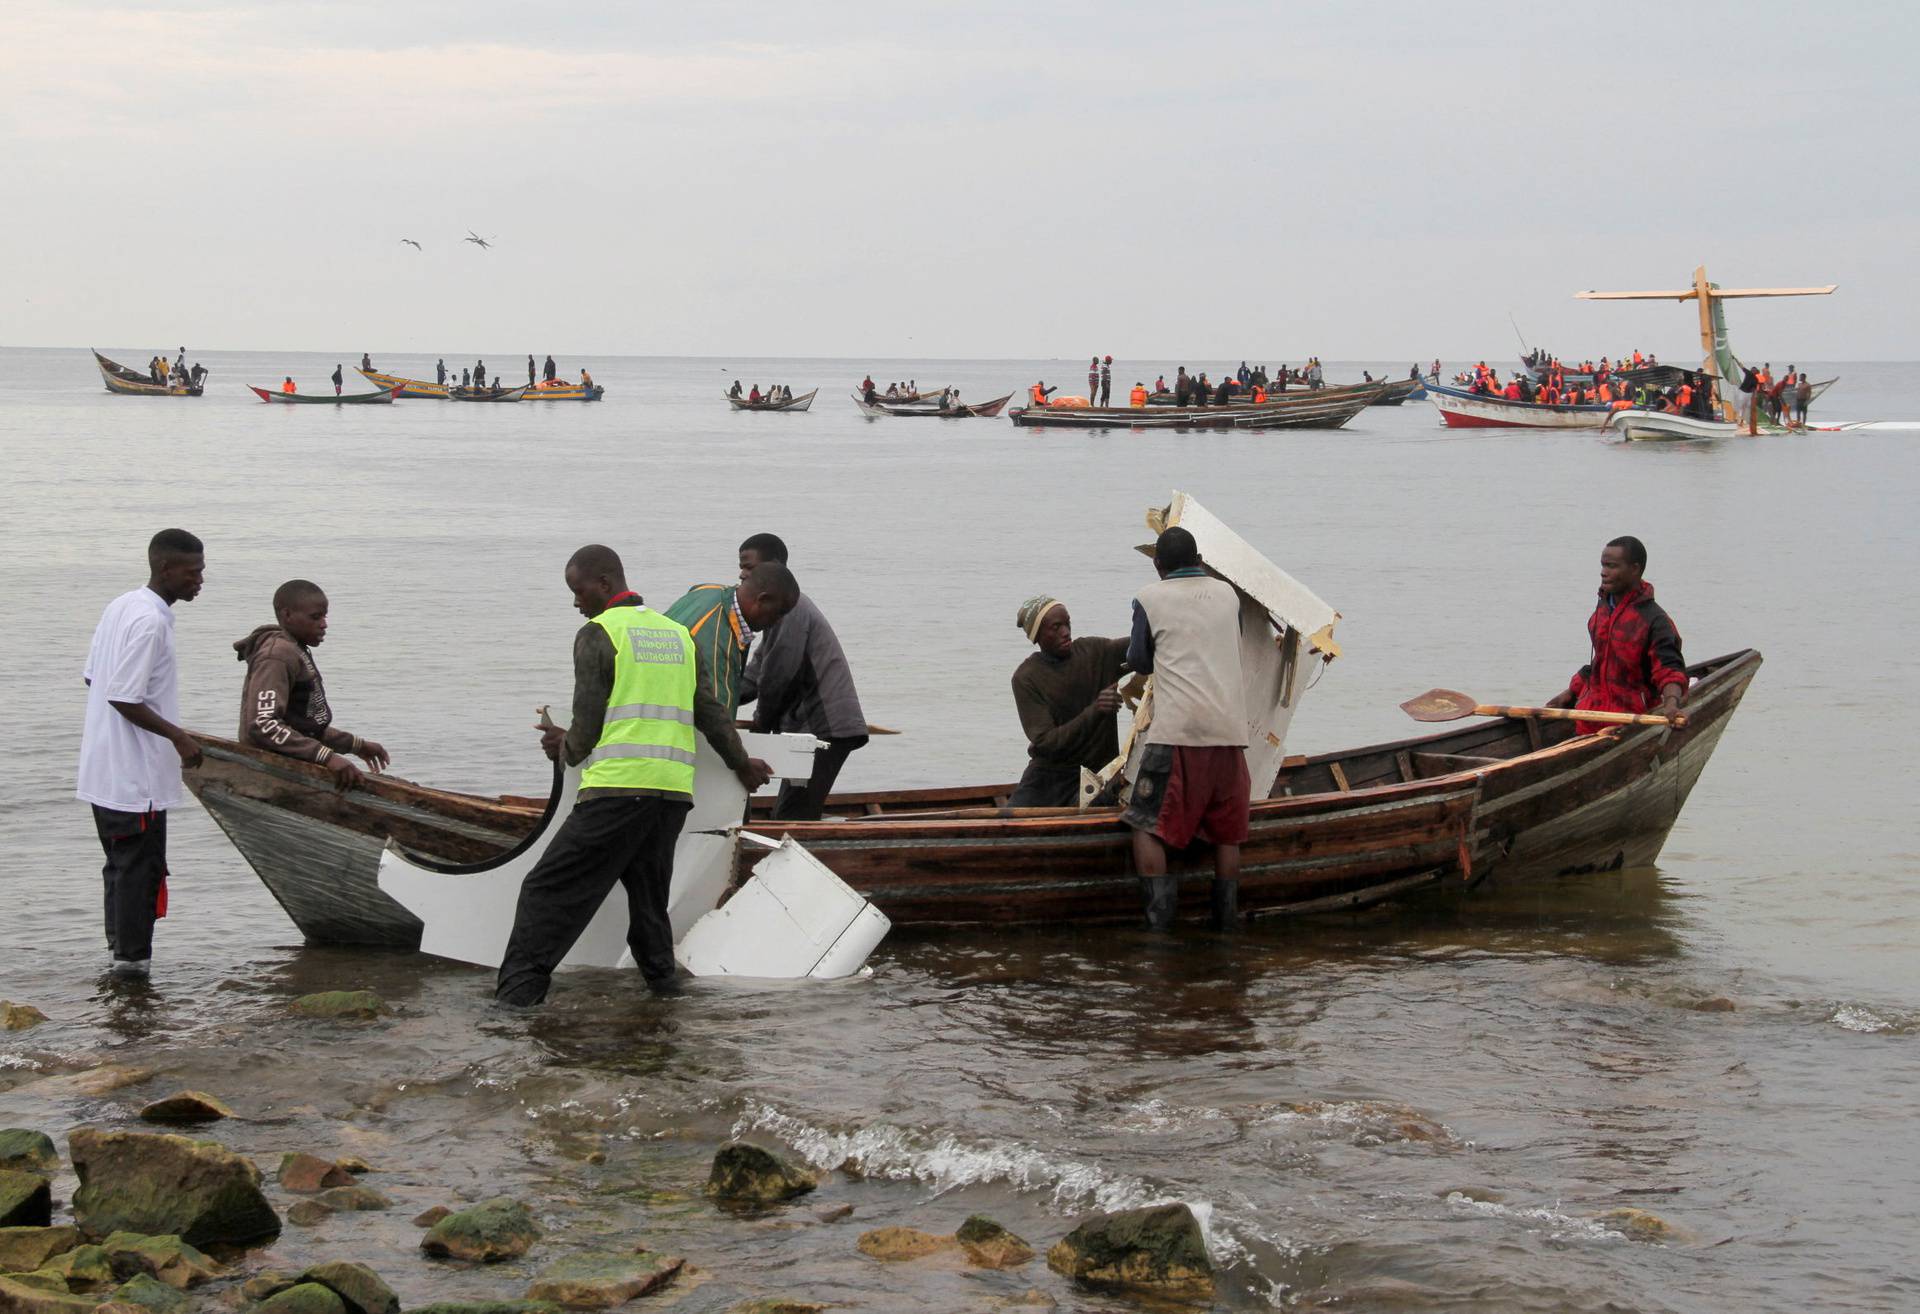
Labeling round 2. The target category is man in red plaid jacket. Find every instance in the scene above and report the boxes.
[1547,536,1687,735]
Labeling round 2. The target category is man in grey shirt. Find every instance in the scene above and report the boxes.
[736,532,869,820]
[1122,527,1250,931]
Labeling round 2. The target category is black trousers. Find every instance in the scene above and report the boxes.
[494,794,691,1005]
[1009,760,1081,809]
[772,736,868,822]
[92,806,167,961]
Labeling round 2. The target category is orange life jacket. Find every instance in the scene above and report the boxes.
[282,379,296,393]
[1129,385,1148,407]
[1250,386,1265,403]
[1676,384,1692,408]
[1030,384,1047,406]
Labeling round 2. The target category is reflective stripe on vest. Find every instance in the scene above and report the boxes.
[580,606,698,795]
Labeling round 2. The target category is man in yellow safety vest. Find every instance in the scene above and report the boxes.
[495,544,772,1005]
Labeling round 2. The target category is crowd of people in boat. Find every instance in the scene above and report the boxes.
[730,382,799,405]
[1523,348,1662,377]
[145,349,206,390]
[1027,358,1339,410]
[1456,362,1718,416]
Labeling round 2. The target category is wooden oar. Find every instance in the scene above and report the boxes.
[1399,688,1685,729]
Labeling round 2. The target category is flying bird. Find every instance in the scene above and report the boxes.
[400,238,422,250]
[464,231,492,250]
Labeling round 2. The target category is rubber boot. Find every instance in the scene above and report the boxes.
[1140,876,1179,931]
[1210,878,1240,931]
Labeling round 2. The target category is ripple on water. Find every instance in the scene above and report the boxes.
[1828,1002,1917,1034]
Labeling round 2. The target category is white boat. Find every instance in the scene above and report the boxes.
[1607,409,1743,442]
[1424,380,1613,430]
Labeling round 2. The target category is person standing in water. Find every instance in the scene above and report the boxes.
[76,529,207,978]
[331,364,343,396]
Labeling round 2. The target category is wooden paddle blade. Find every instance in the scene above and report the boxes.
[1400,688,1478,722]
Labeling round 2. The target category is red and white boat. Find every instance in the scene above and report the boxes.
[1425,380,1613,430]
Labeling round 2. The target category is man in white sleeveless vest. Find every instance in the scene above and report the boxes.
[1122,527,1249,930]
[495,545,771,1006]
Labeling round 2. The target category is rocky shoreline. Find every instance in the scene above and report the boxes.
[2,992,1221,1313]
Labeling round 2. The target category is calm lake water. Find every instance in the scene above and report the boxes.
[2,347,1917,1312]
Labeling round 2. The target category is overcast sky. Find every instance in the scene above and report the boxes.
[2,1,1910,361]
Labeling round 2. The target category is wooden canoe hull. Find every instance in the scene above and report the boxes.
[853,390,1012,417]
[525,381,605,401]
[249,385,400,404]
[94,350,203,396]
[1426,382,1612,429]
[737,650,1760,923]
[1607,409,1742,442]
[727,388,818,412]
[449,386,529,402]
[185,739,546,947]
[1010,390,1375,430]
[183,651,1758,941]
[359,368,449,399]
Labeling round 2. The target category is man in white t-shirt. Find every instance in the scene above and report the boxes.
[77,529,206,977]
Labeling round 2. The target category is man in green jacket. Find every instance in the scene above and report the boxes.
[662,563,801,717]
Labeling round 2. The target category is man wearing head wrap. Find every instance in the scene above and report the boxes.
[1008,595,1130,808]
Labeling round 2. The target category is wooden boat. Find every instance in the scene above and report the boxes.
[359,368,450,400]
[525,378,605,401]
[1144,379,1381,407]
[1366,378,1422,406]
[449,385,529,403]
[248,384,400,405]
[727,388,818,412]
[1425,380,1613,429]
[853,390,1014,418]
[178,649,1760,943]
[1012,385,1381,431]
[94,350,203,397]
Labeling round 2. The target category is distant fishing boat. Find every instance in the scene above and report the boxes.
[854,390,1014,418]
[1425,380,1613,430]
[249,384,400,405]
[358,368,449,400]
[525,378,605,401]
[93,350,203,397]
[1012,386,1379,430]
[449,385,529,403]
[727,388,818,412]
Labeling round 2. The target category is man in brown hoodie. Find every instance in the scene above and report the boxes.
[235,579,390,790]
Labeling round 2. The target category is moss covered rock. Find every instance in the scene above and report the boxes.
[288,993,386,1022]
[407,1303,562,1314]
[410,1206,451,1229]
[1045,1202,1213,1301]
[724,1303,827,1314]
[240,1273,299,1303]
[284,1202,332,1228]
[420,1199,540,1263]
[0,1004,48,1033]
[0,1273,65,1294]
[44,1246,112,1291]
[0,1275,98,1314]
[854,1227,956,1262]
[277,1154,352,1195]
[255,1282,348,1314]
[313,1186,390,1214]
[704,1143,816,1205]
[0,1137,57,1177]
[70,1131,278,1246]
[137,1094,234,1127]
[98,1233,222,1290]
[0,1174,50,1230]
[523,1251,683,1307]
[107,1274,186,1314]
[956,1215,1034,1269]
[0,1228,78,1274]
[297,1262,398,1314]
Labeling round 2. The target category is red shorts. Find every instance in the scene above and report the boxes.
[1122,744,1251,848]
